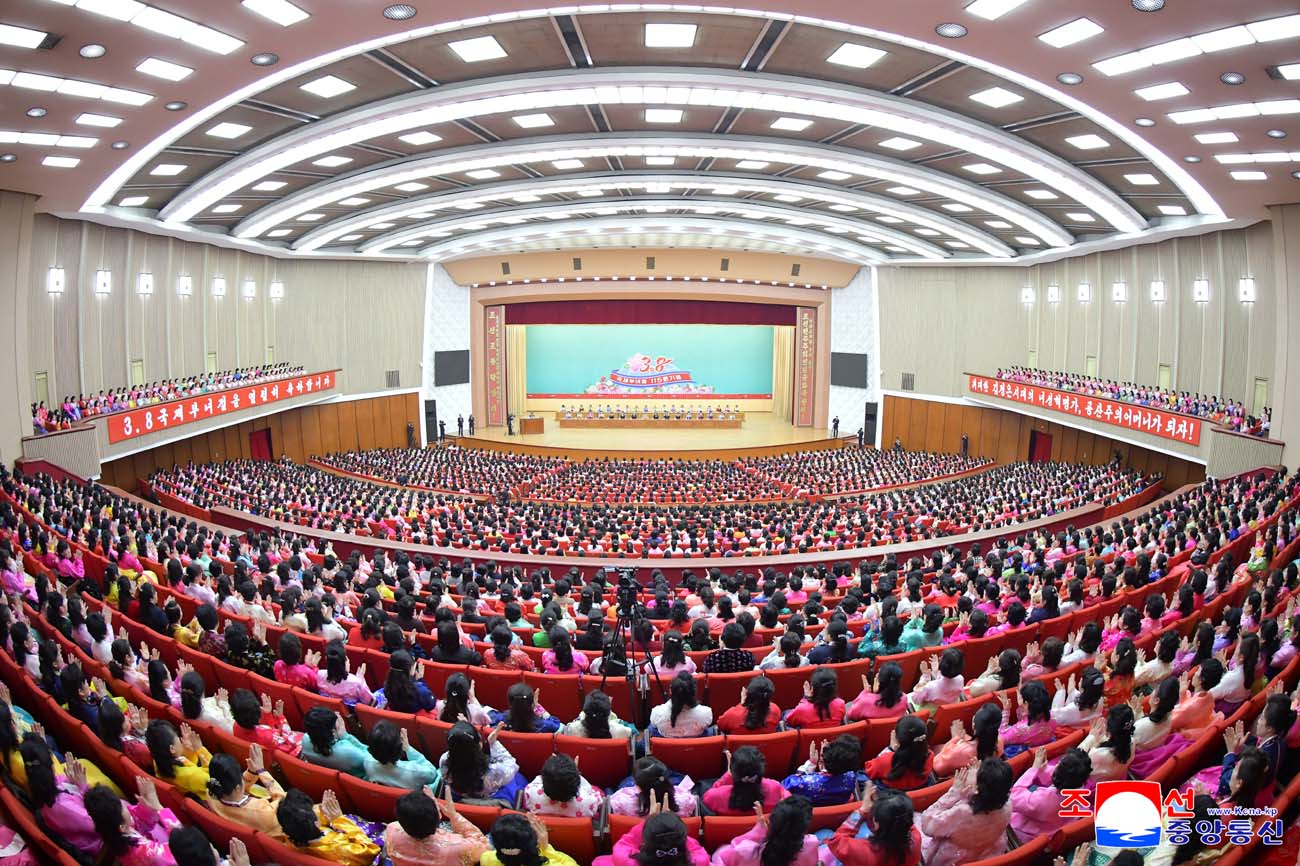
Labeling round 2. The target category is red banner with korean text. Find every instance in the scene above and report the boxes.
[106,371,339,444]
[793,307,817,428]
[484,305,507,427]
[967,374,1202,446]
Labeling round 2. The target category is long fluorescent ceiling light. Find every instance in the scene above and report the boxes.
[229,136,1073,247]
[293,173,1014,256]
[1093,13,1300,77]
[84,5,1222,224]
[162,70,1137,235]
[416,217,886,264]
[0,68,151,105]
[359,199,947,258]
[64,0,243,54]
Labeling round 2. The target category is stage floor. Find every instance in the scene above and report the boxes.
[457,412,843,458]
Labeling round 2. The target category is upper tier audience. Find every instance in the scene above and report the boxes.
[148,456,1155,556]
[995,366,1270,437]
[316,445,991,502]
[31,363,306,434]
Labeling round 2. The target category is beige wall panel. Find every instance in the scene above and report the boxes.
[878,224,1275,408]
[22,217,426,413]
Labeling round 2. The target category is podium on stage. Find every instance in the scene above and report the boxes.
[520,416,545,435]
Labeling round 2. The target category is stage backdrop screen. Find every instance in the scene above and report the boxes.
[525,324,774,399]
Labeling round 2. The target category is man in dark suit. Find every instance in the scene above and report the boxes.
[832,416,840,438]
[457,415,464,436]
[468,414,475,434]
[438,420,446,440]
[857,427,865,447]
[506,413,515,435]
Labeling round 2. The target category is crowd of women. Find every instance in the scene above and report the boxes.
[995,367,1270,438]
[0,463,1297,866]
[147,454,1154,557]
[30,364,306,435]
[315,446,991,503]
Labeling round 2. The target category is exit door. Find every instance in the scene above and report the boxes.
[1029,430,1053,463]
[249,428,273,461]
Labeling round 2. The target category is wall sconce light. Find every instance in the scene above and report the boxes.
[136,272,153,296]
[1020,286,1036,304]
[1111,281,1127,303]
[211,276,227,298]
[1192,278,1210,303]
[241,278,256,300]
[268,280,285,300]
[46,267,65,295]
[1046,284,1061,304]
[93,269,112,296]
[176,274,193,297]
[1238,277,1257,303]
[1077,281,1092,303]
[1149,279,1167,302]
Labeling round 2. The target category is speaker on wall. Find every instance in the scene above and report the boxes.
[864,401,878,445]
[423,399,437,446]
[830,353,869,388]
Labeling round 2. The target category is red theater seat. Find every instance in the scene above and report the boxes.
[496,730,556,779]
[183,799,271,861]
[336,772,406,820]
[554,735,634,790]
[723,730,799,777]
[649,735,726,780]
[275,751,343,803]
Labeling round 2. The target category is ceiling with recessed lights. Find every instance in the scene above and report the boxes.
[1,0,1298,267]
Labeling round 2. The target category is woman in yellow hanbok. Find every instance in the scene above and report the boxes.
[275,789,380,866]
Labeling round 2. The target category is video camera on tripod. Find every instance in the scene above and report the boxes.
[615,566,640,616]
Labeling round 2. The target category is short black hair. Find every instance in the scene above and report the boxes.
[229,688,261,729]
[820,735,862,774]
[367,720,406,765]
[168,826,218,866]
[395,790,440,839]
[540,753,581,803]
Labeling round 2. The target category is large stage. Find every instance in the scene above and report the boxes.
[457,411,846,459]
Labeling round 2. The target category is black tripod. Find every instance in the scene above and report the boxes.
[599,575,665,731]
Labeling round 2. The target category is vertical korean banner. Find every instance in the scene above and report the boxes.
[794,307,817,427]
[484,305,507,427]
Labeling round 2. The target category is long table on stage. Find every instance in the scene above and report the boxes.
[558,415,743,429]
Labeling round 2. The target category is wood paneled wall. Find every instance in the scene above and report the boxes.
[881,394,1205,490]
[99,393,420,493]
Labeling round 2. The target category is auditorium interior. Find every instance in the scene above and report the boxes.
[2,2,1300,865]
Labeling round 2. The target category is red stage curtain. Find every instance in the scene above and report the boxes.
[505,300,796,325]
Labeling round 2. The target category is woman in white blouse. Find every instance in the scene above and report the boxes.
[1050,667,1106,729]
[1078,704,1136,783]
[1208,633,1260,712]
[649,673,713,737]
